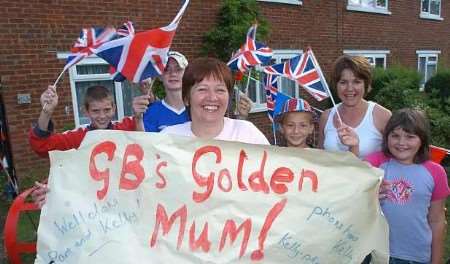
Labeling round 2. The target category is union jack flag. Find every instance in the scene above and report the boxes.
[227,24,273,73]
[262,62,285,76]
[109,21,136,82]
[263,48,330,101]
[264,74,279,122]
[93,0,189,83]
[64,27,116,71]
[264,73,292,123]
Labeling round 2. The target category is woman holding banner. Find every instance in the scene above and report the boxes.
[318,55,391,159]
[160,57,269,145]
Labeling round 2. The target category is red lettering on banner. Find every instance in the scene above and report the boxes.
[192,146,221,203]
[189,222,211,252]
[251,198,287,261]
[219,219,252,258]
[190,146,320,203]
[149,199,287,261]
[89,141,116,200]
[270,167,294,194]
[236,150,248,191]
[119,144,145,190]
[298,169,319,192]
[155,159,168,189]
[218,169,232,192]
[248,151,269,193]
[150,204,187,250]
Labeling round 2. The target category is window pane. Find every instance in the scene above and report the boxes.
[418,57,427,85]
[365,57,375,64]
[76,64,110,75]
[121,81,142,117]
[280,77,296,97]
[349,0,361,5]
[422,0,430,12]
[75,80,117,125]
[430,0,440,15]
[428,56,437,62]
[376,0,386,8]
[375,57,385,68]
[361,0,375,7]
[426,64,437,81]
[248,79,258,103]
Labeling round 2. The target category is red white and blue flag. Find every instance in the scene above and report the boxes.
[93,0,190,83]
[227,24,273,73]
[64,27,116,71]
[264,73,279,122]
[264,73,292,123]
[263,48,330,101]
[109,21,135,82]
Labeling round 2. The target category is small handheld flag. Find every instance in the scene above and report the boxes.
[93,0,190,83]
[54,27,116,87]
[227,24,273,73]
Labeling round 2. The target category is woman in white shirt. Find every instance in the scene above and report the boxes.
[318,55,391,159]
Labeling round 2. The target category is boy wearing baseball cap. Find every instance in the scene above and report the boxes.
[142,51,189,132]
[275,98,315,148]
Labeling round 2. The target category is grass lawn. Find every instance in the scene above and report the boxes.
[1,170,450,263]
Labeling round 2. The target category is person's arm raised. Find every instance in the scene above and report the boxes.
[236,93,252,120]
[37,85,58,131]
[132,95,151,131]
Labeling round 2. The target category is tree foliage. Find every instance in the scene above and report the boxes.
[201,0,270,62]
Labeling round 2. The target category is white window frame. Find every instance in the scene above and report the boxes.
[420,0,443,21]
[249,49,303,113]
[56,52,128,128]
[416,50,440,88]
[343,50,390,68]
[347,0,392,15]
[257,0,302,5]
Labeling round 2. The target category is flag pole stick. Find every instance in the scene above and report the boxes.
[234,84,241,116]
[272,121,277,145]
[244,68,252,96]
[42,68,66,110]
[52,69,66,88]
[146,78,156,97]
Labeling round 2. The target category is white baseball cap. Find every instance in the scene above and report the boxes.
[168,51,188,69]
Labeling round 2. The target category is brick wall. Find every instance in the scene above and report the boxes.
[0,0,449,181]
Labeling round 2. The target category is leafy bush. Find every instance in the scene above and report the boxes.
[424,69,450,116]
[368,66,422,102]
[369,66,423,111]
[201,0,269,62]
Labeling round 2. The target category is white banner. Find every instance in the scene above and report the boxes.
[35,130,389,264]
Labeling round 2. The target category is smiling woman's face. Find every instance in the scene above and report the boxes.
[188,75,229,126]
[336,68,365,107]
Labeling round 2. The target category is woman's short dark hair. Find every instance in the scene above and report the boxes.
[382,108,430,163]
[182,57,234,105]
[332,55,372,96]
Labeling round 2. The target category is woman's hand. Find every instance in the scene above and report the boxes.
[337,125,360,156]
[337,125,359,147]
